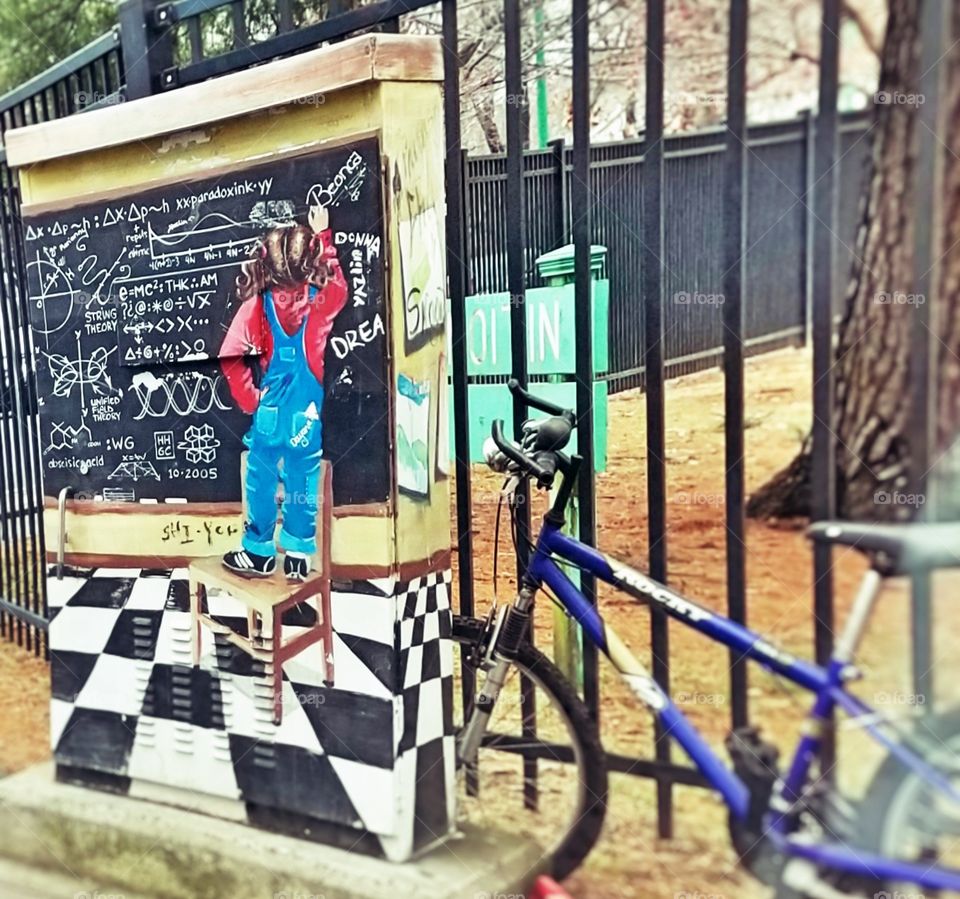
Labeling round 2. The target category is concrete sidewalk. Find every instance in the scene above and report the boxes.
[0,858,150,899]
[0,764,545,899]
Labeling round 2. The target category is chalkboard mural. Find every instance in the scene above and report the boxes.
[25,138,389,507]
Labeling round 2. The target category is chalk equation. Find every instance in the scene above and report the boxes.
[24,137,390,507]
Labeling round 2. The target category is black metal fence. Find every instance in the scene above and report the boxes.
[0,26,127,654]
[0,160,47,652]
[465,112,872,392]
[0,0,945,847]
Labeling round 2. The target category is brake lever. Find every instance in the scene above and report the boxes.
[500,473,524,504]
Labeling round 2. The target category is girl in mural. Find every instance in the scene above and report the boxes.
[220,205,348,581]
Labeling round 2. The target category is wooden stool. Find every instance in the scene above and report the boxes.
[188,461,334,724]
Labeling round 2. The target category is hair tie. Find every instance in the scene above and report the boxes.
[259,242,268,260]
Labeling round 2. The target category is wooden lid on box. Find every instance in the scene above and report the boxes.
[5,34,442,168]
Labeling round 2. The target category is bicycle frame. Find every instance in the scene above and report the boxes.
[526,516,960,891]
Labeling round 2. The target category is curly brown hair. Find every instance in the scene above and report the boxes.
[236,224,330,303]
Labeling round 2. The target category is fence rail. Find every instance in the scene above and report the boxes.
[154,0,428,90]
[0,29,124,130]
[464,111,873,392]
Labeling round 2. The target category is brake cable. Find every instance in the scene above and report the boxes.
[492,479,506,605]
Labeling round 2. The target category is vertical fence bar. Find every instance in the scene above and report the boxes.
[503,0,536,810]
[462,150,475,296]
[504,0,530,564]
[550,137,567,247]
[722,0,749,731]
[642,0,672,837]
[802,109,816,346]
[187,16,204,65]
[909,0,948,706]
[444,34,472,623]
[812,0,840,771]
[571,0,599,720]
[442,0,476,733]
[277,0,294,33]
[232,1,248,50]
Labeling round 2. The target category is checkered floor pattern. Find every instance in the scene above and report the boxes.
[47,563,454,857]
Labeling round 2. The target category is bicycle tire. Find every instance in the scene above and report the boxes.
[776,707,960,897]
[452,614,609,880]
[858,705,960,888]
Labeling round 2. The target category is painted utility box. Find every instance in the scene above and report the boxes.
[452,244,609,469]
[7,35,454,862]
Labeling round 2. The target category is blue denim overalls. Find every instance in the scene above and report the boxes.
[241,287,324,557]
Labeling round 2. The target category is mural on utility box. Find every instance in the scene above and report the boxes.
[25,138,390,512]
[28,120,454,861]
[219,203,348,582]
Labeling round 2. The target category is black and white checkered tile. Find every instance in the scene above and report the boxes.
[47,564,455,861]
[395,570,456,855]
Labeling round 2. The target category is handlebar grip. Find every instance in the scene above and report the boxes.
[491,420,555,487]
[507,378,575,425]
[531,450,558,482]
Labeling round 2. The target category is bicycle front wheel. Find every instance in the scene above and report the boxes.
[452,615,608,880]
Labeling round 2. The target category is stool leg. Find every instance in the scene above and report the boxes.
[321,461,334,687]
[322,581,335,686]
[272,609,282,725]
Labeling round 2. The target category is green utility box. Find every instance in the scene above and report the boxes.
[450,244,609,470]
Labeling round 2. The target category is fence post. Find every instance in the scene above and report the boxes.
[909,0,949,711]
[802,108,815,346]
[118,0,175,100]
[643,0,673,839]
[811,0,841,776]
[550,137,567,247]
[722,0,749,732]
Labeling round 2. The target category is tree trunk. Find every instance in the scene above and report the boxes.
[473,95,505,153]
[748,0,960,523]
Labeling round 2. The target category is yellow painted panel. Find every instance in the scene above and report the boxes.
[378,81,451,567]
[45,506,392,570]
[19,84,382,209]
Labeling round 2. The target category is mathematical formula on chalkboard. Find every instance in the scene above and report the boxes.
[25,138,390,506]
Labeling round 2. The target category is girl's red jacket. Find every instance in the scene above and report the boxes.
[219,229,349,414]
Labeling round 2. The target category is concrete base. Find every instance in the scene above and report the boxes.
[0,857,152,899]
[0,763,546,899]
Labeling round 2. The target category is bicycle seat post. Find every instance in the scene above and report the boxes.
[834,567,883,666]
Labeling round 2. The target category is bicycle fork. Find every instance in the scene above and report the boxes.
[457,584,537,763]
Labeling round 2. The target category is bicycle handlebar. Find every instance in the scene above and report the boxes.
[491,420,558,487]
[507,379,576,426]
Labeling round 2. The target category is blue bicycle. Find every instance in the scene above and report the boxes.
[453,380,960,896]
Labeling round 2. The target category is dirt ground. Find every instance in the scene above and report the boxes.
[452,345,960,899]
[2,346,958,898]
[0,636,49,776]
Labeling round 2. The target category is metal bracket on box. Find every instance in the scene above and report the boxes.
[56,485,74,580]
